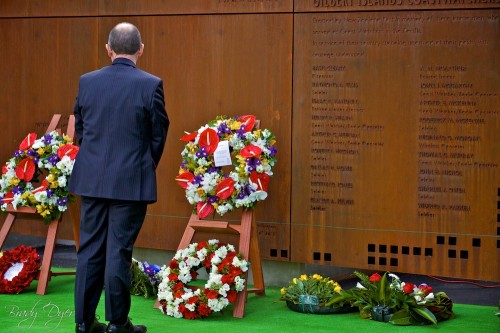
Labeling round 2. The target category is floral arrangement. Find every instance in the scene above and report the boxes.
[0,131,79,223]
[0,245,41,294]
[327,271,454,325]
[280,274,352,314]
[176,115,277,218]
[157,239,248,319]
[130,258,161,299]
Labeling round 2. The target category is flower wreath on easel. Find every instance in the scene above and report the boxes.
[0,245,41,294]
[157,239,248,319]
[0,131,79,224]
[176,115,277,219]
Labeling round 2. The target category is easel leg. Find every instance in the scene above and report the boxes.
[36,219,59,295]
[0,213,16,249]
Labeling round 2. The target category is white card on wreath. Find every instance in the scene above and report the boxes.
[214,140,232,167]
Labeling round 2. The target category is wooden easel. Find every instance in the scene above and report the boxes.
[0,114,79,295]
[177,209,266,318]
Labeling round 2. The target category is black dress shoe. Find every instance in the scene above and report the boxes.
[76,317,107,333]
[106,318,147,333]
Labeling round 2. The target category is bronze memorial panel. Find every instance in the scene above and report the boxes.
[292,5,499,280]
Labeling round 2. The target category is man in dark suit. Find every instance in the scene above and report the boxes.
[69,22,169,333]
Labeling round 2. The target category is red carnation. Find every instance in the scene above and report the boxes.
[205,289,219,299]
[418,283,433,296]
[197,303,212,317]
[369,272,382,283]
[226,290,238,303]
[168,273,178,281]
[403,282,415,294]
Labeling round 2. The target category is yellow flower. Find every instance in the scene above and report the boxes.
[270,139,276,146]
[47,174,56,182]
[334,285,342,293]
[37,147,45,156]
[63,134,72,142]
[312,274,322,280]
[196,188,205,196]
[299,274,308,281]
[292,278,297,284]
[280,287,286,295]
[230,121,242,130]
[9,177,20,186]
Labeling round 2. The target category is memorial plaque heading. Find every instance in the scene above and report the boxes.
[296,0,500,11]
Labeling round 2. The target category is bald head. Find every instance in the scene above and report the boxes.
[107,23,142,55]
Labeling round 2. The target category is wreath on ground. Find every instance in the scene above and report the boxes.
[157,239,248,319]
[0,131,79,223]
[176,115,277,219]
[0,245,41,294]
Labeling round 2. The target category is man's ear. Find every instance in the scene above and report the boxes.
[106,44,114,58]
[137,43,144,57]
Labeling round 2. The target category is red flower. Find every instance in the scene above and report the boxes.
[15,158,35,181]
[180,132,197,142]
[174,290,185,298]
[198,128,219,154]
[1,192,14,205]
[197,303,212,317]
[403,282,415,294]
[187,296,199,304]
[32,179,50,194]
[226,290,238,303]
[240,145,262,158]
[204,253,215,268]
[215,178,235,199]
[2,163,8,174]
[221,274,234,285]
[183,309,198,320]
[0,245,41,294]
[205,289,219,299]
[168,273,178,281]
[197,201,214,219]
[196,241,207,251]
[57,144,79,160]
[168,259,178,269]
[249,171,270,191]
[190,271,198,279]
[418,283,433,296]
[19,133,37,150]
[175,171,195,189]
[369,272,382,283]
[238,115,256,133]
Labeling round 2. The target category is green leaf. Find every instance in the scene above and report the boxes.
[389,310,413,326]
[412,307,437,324]
[379,272,387,305]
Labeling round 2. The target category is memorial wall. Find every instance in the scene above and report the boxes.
[0,0,498,281]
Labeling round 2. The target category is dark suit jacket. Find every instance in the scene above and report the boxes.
[68,58,169,203]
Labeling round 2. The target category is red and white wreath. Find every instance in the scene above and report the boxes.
[157,239,248,319]
[0,245,41,294]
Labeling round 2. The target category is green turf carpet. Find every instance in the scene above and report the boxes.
[0,274,498,333]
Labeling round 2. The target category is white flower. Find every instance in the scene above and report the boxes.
[356,282,367,290]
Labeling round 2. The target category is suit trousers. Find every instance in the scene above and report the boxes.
[74,196,147,325]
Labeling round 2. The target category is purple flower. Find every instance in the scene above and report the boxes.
[207,196,219,204]
[48,155,59,166]
[57,197,68,206]
[268,146,277,157]
[196,146,209,159]
[192,175,203,185]
[43,134,52,145]
[46,189,54,198]
[14,150,23,158]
